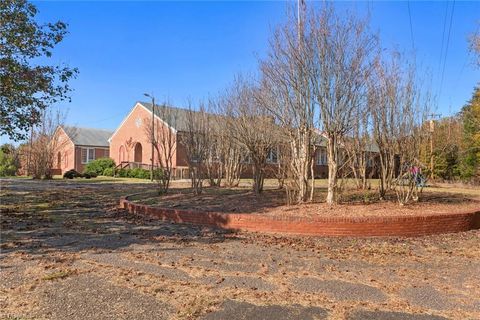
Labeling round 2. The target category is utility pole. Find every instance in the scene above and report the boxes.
[144,93,155,181]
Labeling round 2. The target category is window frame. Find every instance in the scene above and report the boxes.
[266,147,279,164]
[81,148,96,164]
[316,148,328,166]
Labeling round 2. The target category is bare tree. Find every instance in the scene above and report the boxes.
[181,102,211,195]
[143,103,178,194]
[204,137,223,187]
[28,109,73,179]
[469,24,480,67]
[258,6,316,203]
[209,96,244,187]
[308,5,379,204]
[219,135,244,187]
[370,52,430,204]
[341,107,374,190]
[222,76,277,194]
[203,101,223,187]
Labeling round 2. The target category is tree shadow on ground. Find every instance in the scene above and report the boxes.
[128,187,288,214]
[0,179,239,257]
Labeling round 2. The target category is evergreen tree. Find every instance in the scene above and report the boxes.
[459,86,480,182]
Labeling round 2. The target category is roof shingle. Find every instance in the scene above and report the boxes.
[63,126,112,147]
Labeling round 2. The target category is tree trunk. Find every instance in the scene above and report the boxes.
[309,146,315,202]
[252,162,264,194]
[326,134,338,205]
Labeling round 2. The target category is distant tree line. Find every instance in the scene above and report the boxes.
[420,86,480,183]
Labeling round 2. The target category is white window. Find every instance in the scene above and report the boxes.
[104,148,109,158]
[316,149,328,165]
[81,148,96,164]
[266,148,278,164]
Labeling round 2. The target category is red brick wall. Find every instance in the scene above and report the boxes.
[175,132,189,167]
[51,127,110,174]
[110,103,178,168]
[120,197,480,237]
[52,127,75,175]
[74,146,109,173]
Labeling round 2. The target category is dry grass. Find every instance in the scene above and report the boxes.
[42,270,74,281]
[1,178,479,320]
[130,182,480,217]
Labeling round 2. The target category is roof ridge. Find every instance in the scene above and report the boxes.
[63,125,113,132]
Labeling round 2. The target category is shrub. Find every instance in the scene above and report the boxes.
[84,158,115,176]
[103,167,114,177]
[118,168,128,177]
[126,168,136,178]
[83,170,98,178]
[63,169,82,179]
[115,168,150,179]
[153,168,169,195]
[129,168,150,179]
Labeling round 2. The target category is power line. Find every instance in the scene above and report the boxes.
[437,1,449,75]
[407,0,415,51]
[438,0,456,101]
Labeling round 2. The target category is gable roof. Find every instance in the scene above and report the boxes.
[139,101,205,132]
[108,101,215,142]
[62,126,112,147]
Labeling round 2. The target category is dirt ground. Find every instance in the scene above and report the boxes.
[129,184,480,217]
[1,178,479,320]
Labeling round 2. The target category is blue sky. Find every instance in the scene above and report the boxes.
[2,1,479,143]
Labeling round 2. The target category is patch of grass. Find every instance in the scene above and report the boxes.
[42,270,73,281]
[34,202,51,209]
[176,295,219,319]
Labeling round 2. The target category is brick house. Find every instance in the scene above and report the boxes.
[109,101,379,179]
[109,101,192,179]
[52,126,112,175]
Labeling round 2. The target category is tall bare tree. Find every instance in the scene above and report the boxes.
[181,102,211,195]
[308,5,379,204]
[259,6,315,203]
[143,103,178,194]
[341,107,375,190]
[27,109,73,179]
[222,76,277,194]
[370,52,430,203]
[209,96,244,187]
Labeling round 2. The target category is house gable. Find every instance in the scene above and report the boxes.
[109,102,178,143]
[109,102,180,167]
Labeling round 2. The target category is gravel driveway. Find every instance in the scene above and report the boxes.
[1,179,479,319]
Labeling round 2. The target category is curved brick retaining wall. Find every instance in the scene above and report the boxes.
[120,196,480,237]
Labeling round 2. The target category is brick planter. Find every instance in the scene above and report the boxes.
[119,196,480,237]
